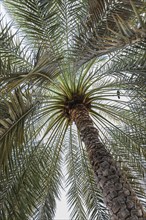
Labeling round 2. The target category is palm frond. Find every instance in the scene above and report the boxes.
[0,91,70,219]
[0,87,38,170]
[4,0,58,48]
[0,15,33,74]
[65,127,88,220]
[0,141,63,220]
[73,0,146,65]
[54,0,86,56]
[0,4,63,93]
[4,0,86,56]
[108,127,146,209]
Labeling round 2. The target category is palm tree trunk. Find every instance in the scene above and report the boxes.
[70,104,146,220]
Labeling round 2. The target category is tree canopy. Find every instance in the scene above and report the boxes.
[0,0,146,219]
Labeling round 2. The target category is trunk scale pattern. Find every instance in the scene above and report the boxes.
[70,104,146,220]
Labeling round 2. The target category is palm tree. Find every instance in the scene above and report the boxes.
[0,0,146,219]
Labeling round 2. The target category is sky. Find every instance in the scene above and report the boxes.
[0,2,70,219]
[55,184,70,220]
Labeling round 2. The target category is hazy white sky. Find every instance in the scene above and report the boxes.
[55,186,70,220]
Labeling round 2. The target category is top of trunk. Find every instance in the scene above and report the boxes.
[63,93,91,120]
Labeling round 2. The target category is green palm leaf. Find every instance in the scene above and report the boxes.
[0,87,38,170]
[73,0,146,65]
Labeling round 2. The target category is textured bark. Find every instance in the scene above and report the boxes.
[70,104,146,220]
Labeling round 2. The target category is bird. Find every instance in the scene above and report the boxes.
[117,90,120,99]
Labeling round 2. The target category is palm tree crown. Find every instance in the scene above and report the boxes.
[0,0,146,219]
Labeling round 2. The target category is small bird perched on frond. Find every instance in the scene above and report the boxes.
[117,90,120,99]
